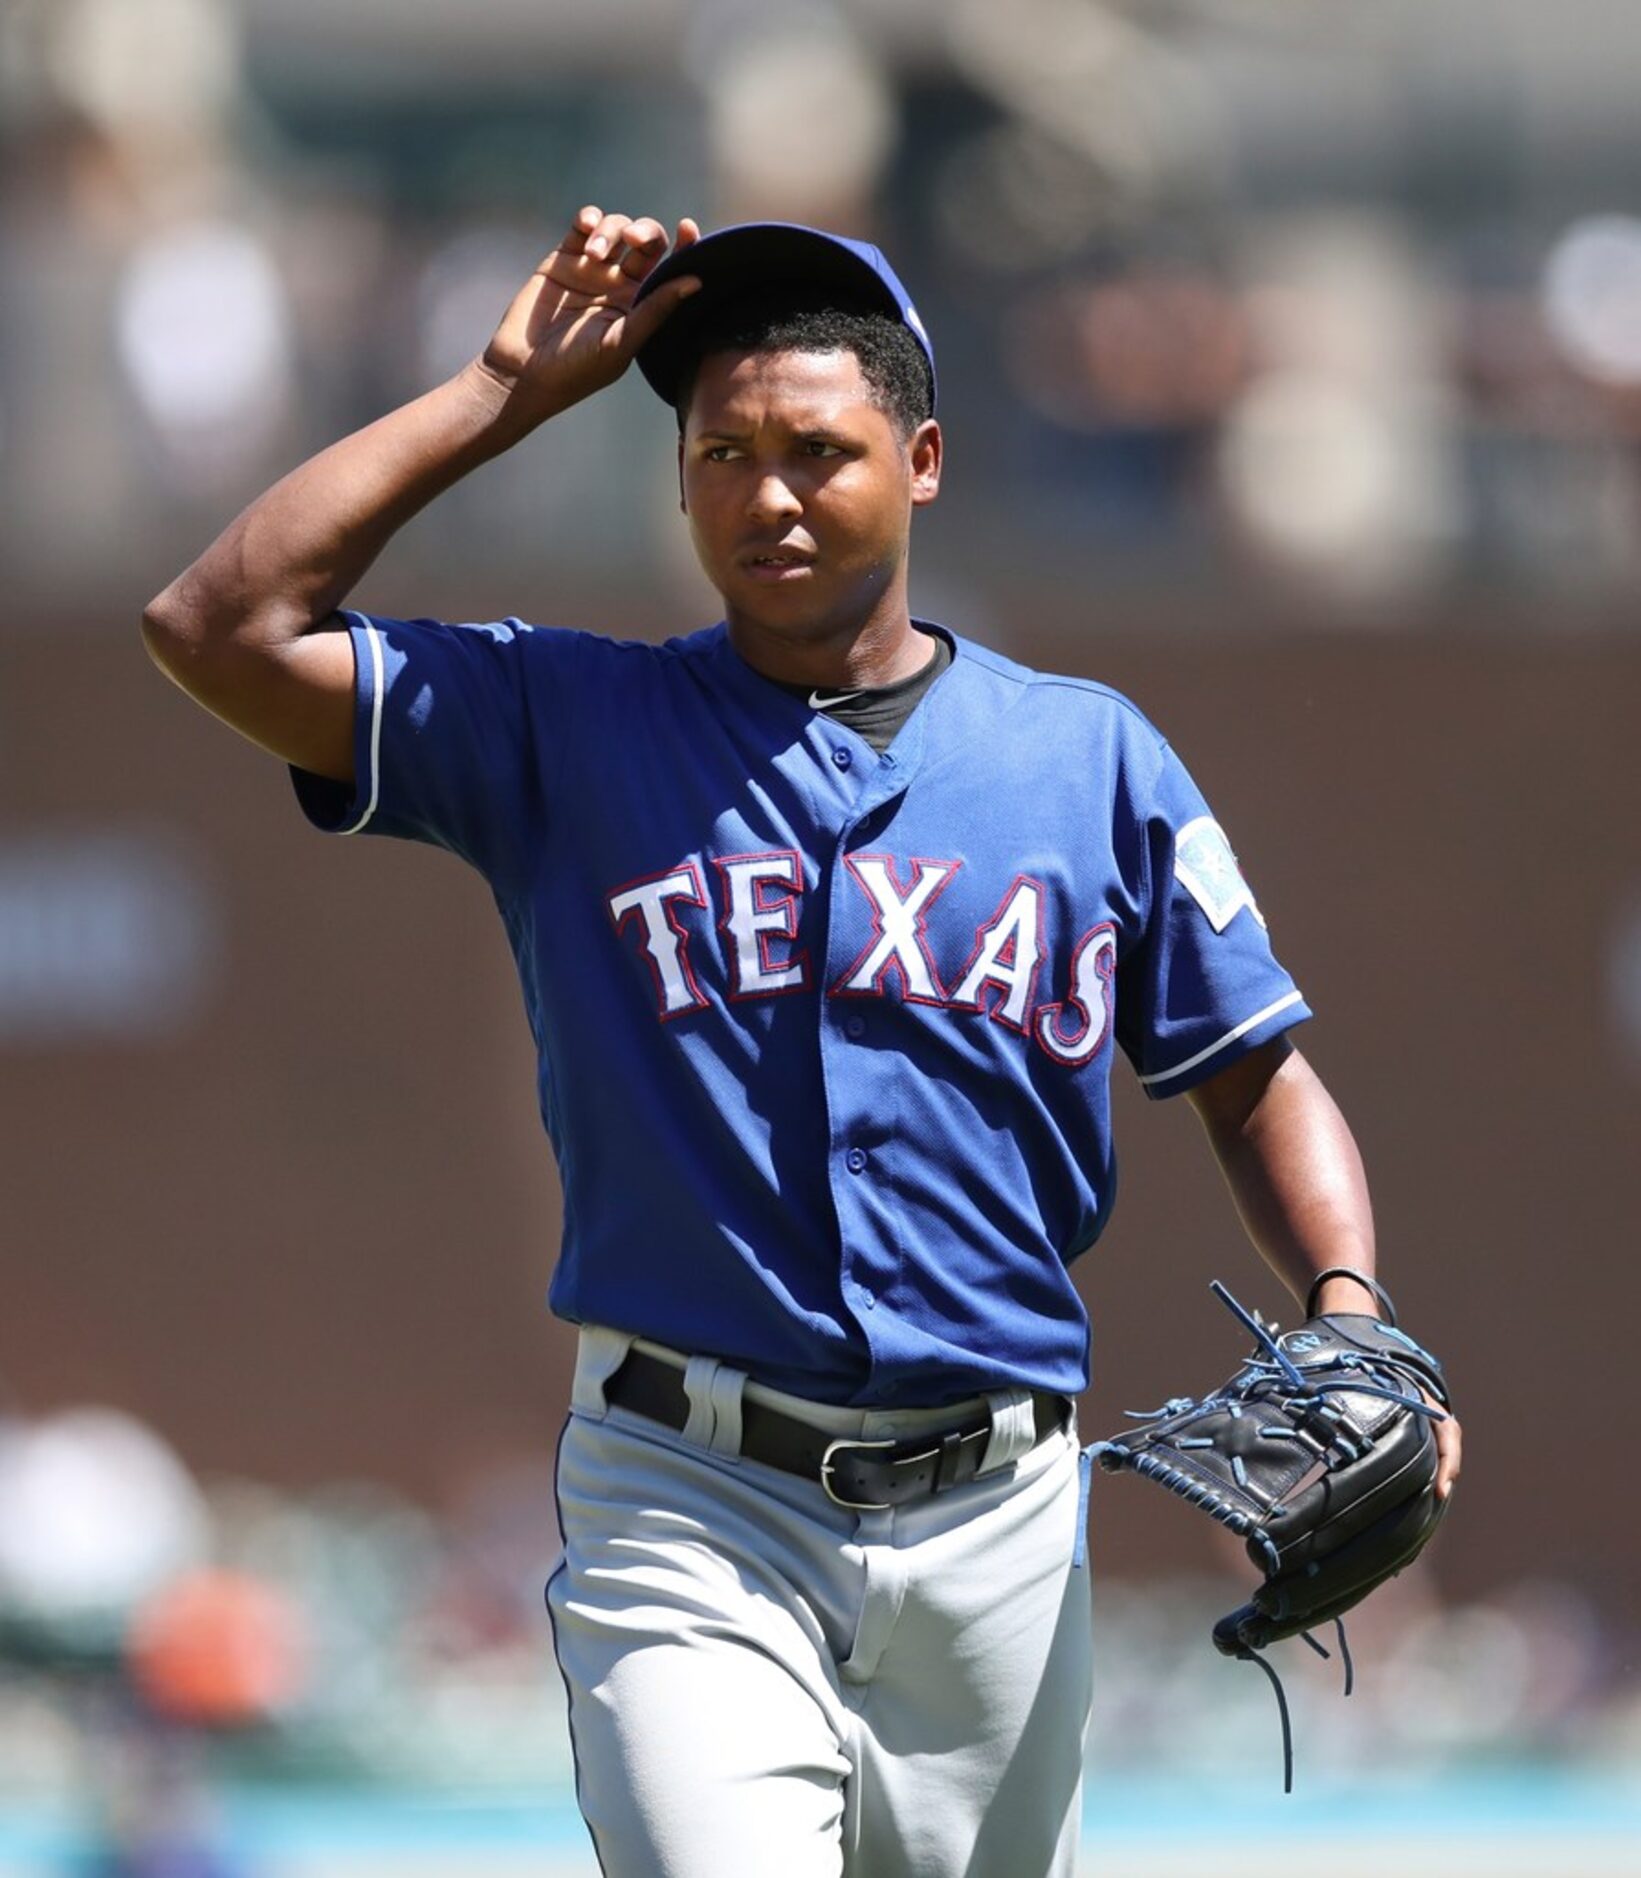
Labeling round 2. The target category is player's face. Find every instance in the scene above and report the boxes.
[679,347,941,664]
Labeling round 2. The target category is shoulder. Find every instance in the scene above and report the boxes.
[515,618,727,675]
[403,618,726,712]
[946,629,1170,760]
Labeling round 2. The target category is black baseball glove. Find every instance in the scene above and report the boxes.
[1092,1265,1452,1787]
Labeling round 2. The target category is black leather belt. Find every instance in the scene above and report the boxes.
[603,1347,1068,1511]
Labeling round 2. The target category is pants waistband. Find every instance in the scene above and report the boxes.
[571,1326,1069,1506]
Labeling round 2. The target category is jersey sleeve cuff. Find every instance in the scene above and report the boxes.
[1136,990,1312,1099]
[288,614,384,835]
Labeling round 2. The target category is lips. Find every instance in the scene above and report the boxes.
[739,547,817,586]
[739,541,816,571]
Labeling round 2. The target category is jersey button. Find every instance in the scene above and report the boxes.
[845,1147,868,1174]
[844,1014,866,1040]
[831,746,853,771]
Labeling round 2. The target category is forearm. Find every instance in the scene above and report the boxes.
[1188,1042,1380,1319]
[143,361,519,656]
[1190,1040,1462,1493]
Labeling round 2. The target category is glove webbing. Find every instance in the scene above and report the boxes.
[1092,1440,1281,1570]
[1089,1429,1346,1792]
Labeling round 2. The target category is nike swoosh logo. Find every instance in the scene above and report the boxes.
[809,688,866,710]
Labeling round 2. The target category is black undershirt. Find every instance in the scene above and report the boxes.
[775,628,954,753]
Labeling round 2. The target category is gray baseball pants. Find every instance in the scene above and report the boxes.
[547,1326,1094,1878]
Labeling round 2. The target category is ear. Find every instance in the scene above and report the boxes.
[909,419,942,508]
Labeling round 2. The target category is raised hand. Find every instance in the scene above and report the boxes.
[474,208,701,432]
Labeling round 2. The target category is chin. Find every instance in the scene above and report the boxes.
[726,582,835,635]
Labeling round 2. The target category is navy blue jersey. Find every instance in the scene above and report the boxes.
[294,615,1310,1406]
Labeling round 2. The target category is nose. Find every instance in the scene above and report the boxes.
[747,471,802,526]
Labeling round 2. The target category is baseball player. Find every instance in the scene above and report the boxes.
[142,205,1461,1876]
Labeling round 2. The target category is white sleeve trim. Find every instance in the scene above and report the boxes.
[1137,989,1304,1088]
[336,620,384,836]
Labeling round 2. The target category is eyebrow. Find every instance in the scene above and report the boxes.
[691,420,853,443]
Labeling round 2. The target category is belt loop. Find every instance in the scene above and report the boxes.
[680,1355,722,1447]
[980,1388,1037,1474]
[706,1363,745,1461]
[674,1357,748,1459]
[572,1326,635,1419]
[682,1357,744,1458]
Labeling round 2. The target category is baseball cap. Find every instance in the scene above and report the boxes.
[632,221,937,413]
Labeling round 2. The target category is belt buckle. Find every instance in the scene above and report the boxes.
[820,1434,932,1511]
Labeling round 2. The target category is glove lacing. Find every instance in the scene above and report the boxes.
[1095,1279,1444,1791]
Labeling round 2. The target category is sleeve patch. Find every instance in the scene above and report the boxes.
[1173,816,1266,933]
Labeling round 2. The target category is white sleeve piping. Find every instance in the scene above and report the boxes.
[337,619,384,836]
[1137,989,1304,1088]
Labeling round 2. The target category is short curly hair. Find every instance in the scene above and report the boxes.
[672,297,935,439]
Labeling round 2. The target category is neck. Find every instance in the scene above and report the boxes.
[725,573,929,693]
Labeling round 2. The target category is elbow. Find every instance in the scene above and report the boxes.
[140,588,196,680]
[140,575,244,684]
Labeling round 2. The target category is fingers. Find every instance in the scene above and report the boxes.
[1420,1384,1460,1500]
[547,208,695,296]
[557,204,603,258]
[585,211,653,265]
[512,206,701,384]
[1435,1410,1462,1499]
[615,216,704,352]
[582,211,666,276]
[615,221,671,282]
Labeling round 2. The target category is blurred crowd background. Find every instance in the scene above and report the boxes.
[2,0,1640,1871]
[11,0,1641,614]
